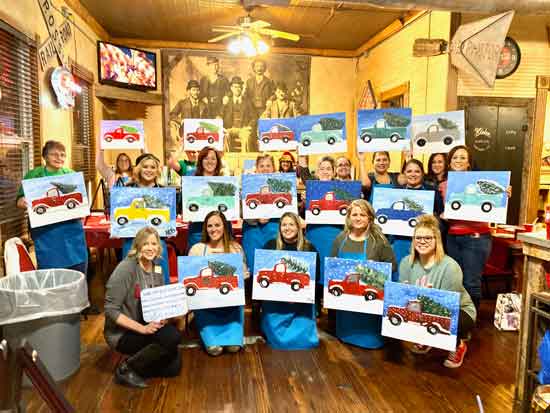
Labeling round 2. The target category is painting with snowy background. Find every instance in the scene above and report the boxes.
[252,249,316,304]
[411,110,465,154]
[183,118,224,151]
[110,187,176,238]
[324,257,392,315]
[258,118,299,152]
[241,173,297,219]
[357,108,412,152]
[443,171,510,224]
[381,281,459,351]
[22,172,90,228]
[305,180,362,225]
[372,187,434,236]
[297,112,346,155]
[178,253,245,310]
[181,176,240,222]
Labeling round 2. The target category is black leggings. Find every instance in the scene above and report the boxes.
[116,324,181,377]
[457,310,475,340]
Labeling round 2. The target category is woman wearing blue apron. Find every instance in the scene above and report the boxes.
[330,199,396,349]
[16,140,88,273]
[123,153,171,283]
[261,212,319,349]
[305,156,343,313]
[392,159,445,278]
[188,211,246,356]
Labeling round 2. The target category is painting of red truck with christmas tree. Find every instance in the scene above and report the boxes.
[382,281,460,351]
[324,257,392,315]
[258,119,299,151]
[253,249,317,304]
[305,180,362,225]
[100,120,145,149]
[183,119,224,151]
[241,173,297,219]
[177,253,245,310]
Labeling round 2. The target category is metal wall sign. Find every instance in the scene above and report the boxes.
[38,19,71,72]
[37,0,67,67]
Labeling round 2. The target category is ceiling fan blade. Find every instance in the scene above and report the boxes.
[249,20,271,29]
[212,25,242,31]
[212,27,241,33]
[259,28,300,42]
[208,32,239,43]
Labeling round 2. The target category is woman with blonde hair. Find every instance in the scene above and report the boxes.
[330,199,396,348]
[261,212,320,349]
[399,214,476,368]
[188,211,247,356]
[104,227,182,388]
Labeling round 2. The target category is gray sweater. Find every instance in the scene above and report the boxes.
[330,231,397,272]
[399,255,476,322]
[104,258,164,349]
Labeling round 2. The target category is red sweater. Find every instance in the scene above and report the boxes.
[439,180,490,236]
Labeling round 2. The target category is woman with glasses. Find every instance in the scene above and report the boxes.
[399,214,476,368]
[335,156,353,181]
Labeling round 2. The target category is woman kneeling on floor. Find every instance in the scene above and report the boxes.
[399,214,476,368]
[104,227,182,388]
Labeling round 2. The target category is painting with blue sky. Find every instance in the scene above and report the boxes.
[110,187,177,238]
[297,112,347,155]
[181,176,240,222]
[241,172,297,219]
[305,180,361,225]
[22,172,90,228]
[357,108,412,152]
[252,249,317,304]
[443,171,510,224]
[258,118,299,152]
[100,120,145,150]
[372,187,435,236]
[411,110,465,154]
[382,281,460,351]
[324,257,392,315]
[178,253,245,310]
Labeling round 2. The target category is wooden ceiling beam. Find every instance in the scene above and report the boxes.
[63,0,110,40]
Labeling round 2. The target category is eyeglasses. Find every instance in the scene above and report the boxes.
[414,236,434,243]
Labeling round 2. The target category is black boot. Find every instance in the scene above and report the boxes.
[126,343,170,378]
[115,360,148,388]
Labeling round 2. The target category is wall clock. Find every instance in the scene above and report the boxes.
[496,37,521,79]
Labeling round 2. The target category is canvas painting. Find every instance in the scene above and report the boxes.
[100,120,145,150]
[297,112,347,155]
[182,118,224,151]
[443,171,510,224]
[181,176,240,222]
[252,249,317,304]
[324,257,392,315]
[381,281,460,351]
[178,253,245,310]
[110,187,177,238]
[258,118,299,152]
[411,110,465,154]
[372,187,435,236]
[305,180,362,225]
[22,172,90,228]
[241,173,297,219]
[357,108,412,152]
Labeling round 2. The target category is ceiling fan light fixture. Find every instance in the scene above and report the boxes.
[228,38,242,55]
[241,35,257,57]
[256,39,269,55]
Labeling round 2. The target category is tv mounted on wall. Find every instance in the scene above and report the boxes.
[97,41,157,91]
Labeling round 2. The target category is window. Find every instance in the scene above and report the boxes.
[71,63,95,186]
[0,21,41,276]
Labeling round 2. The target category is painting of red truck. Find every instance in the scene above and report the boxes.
[305,180,362,225]
[324,257,392,315]
[253,249,317,304]
[100,120,144,149]
[258,118,299,151]
[241,173,297,220]
[382,281,460,352]
[177,253,245,310]
[22,172,90,228]
[183,119,224,151]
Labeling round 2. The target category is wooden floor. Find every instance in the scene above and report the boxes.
[22,299,516,413]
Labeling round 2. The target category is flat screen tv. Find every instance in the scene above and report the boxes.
[97,41,157,91]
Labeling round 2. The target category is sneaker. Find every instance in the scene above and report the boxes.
[410,344,432,354]
[206,345,223,356]
[444,341,467,368]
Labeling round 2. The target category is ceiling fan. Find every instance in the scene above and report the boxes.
[208,15,300,45]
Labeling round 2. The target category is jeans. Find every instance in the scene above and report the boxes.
[446,233,491,309]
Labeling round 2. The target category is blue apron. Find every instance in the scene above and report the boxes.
[391,236,410,281]
[193,244,244,347]
[335,237,384,349]
[123,239,170,284]
[32,219,87,269]
[187,222,203,253]
[306,224,341,285]
[242,219,279,271]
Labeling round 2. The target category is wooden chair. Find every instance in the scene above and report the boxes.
[482,237,515,298]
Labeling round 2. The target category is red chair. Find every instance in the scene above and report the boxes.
[166,242,178,284]
[482,237,515,298]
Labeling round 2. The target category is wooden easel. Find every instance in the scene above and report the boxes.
[0,339,75,412]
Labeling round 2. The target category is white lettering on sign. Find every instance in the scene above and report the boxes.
[474,127,491,137]
[37,0,66,66]
[38,20,71,71]
[140,283,188,323]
